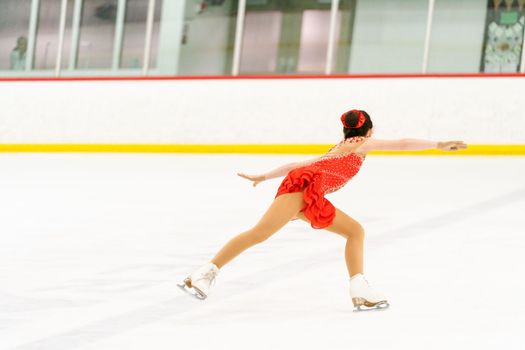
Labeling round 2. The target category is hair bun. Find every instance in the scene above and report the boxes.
[341,110,366,129]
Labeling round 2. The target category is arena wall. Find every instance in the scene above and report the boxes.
[0,75,523,154]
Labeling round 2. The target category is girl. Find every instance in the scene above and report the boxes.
[178,109,467,311]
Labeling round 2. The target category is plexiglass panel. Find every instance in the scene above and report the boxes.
[121,0,163,69]
[177,0,238,75]
[77,0,117,69]
[297,10,337,73]
[0,0,32,71]
[240,11,282,73]
[349,0,428,73]
[240,0,333,74]
[426,0,487,73]
[331,0,356,73]
[33,0,75,70]
[0,0,517,77]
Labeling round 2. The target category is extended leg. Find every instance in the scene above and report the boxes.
[210,192,305,269]
[295,208,364,278]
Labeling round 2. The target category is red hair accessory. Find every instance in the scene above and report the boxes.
[341,110,366,129]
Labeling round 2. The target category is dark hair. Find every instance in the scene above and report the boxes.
[342,110,373,139]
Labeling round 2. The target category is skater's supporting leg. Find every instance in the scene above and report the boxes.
[296,208,364,277]
[297,209,387,311]
[211,191,305,269]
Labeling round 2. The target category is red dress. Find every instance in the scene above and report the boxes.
[275,136,368,229]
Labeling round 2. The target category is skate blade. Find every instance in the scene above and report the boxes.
[352,298,390,312]
[177,278,207,300]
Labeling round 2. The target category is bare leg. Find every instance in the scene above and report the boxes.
[296,208,364,278]
[211,191,305,269]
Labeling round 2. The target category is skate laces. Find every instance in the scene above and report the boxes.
[199,269,218,287]
[355,275,373,288]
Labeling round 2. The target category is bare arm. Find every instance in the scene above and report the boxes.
[358,138,467,152]
[261,156,323,180]
[237,155,323,187]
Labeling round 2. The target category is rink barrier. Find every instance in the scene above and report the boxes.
[1,72,525,81]
[1,75,524,146]
[0,144,524,155]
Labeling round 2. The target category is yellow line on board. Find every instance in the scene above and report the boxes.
[0,144,524,155]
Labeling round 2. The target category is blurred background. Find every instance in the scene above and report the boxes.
[1,0,525,77]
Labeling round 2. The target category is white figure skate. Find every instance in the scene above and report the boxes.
[178,262,219,300]
[349,273,390,312]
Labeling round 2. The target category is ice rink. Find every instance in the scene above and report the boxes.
[1,153,525,350]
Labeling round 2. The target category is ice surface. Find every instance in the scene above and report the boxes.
[1,153,524,350]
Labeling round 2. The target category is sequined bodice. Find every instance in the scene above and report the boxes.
[295,136,367,194]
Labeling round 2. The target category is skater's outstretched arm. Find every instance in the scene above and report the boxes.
[357,138,467,153]
[237,156,322,187]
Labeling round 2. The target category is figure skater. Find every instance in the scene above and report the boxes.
[178,109,467,311]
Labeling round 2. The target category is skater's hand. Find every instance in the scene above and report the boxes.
[437,141,468,151]
[237,173,265,187]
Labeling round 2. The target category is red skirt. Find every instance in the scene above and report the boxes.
[275,167,336,229]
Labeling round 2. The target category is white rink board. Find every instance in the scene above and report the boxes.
[0,77,524,144]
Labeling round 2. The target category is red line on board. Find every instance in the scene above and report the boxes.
[0,72,524,82]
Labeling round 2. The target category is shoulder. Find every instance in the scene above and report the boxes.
[340,136,370,154]
[331,136,369,155]
[342,136,370,149]
[343,135,369,143]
